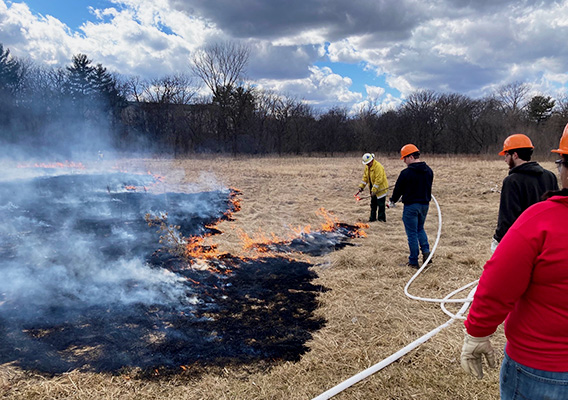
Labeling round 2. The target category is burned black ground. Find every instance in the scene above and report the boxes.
[0,172,364,375]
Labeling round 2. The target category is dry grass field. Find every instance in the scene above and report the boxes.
[1,154,559,400]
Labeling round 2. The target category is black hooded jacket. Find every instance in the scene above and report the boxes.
[494,161,558,242]
[390,161,433,205]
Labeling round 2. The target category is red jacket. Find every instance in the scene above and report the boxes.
[465,194,568,372]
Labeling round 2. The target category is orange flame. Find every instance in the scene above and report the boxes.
[315,207,340,232]
[123,185,148,192]
[237,208,349,254]
[186,277,200,285]
[354,222,369,237]
[238,229,283,252]
[224,189,242,218]
[184,235,220,260]
[162,188,243,270]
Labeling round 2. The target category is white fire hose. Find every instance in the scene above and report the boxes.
[312,195,479,400]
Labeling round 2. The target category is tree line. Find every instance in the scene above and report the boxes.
[1,42,567,158]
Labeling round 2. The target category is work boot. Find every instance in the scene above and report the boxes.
[399,262,419,268]
[423,252,432,265]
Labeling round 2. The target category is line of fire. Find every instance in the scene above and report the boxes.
[0,163,367,376]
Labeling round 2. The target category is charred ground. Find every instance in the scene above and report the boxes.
[0,170,368,376]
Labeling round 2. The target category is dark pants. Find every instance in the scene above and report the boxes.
[370,196,386,222]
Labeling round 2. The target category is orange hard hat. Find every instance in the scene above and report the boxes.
[400,144,419,159]
[498,134,534,156]
[551,122,568,155]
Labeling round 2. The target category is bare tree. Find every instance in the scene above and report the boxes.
[495,81,530,116]
[554,94,568,120]
[191,41,251,154]
[120,75,145,103]
[191,41,250,97]
[402,90,443,152]
[143,73,200,104]
[23,64,67,116]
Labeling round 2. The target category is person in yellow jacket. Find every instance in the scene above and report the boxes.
[356,153,388,222]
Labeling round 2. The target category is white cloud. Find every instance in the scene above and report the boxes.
[381,93,404,110]
[0,2,75,65]
[386,75,414,98]
[256,65,362,109]
[271,28,329,47]
[0,0,217,77]
[365,85,385,99]
[349,92,402,115]
[326,40,360,63]
[1,0,568,111]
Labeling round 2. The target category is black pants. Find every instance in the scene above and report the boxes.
[370,196,386,222]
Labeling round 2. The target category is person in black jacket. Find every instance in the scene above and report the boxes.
[388,144,434,268]
[492,134,558,251]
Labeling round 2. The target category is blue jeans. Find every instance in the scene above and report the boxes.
[501,350,568,400]
[402,203,429,265]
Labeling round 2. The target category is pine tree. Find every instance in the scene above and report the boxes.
[0,44,21,92]
[66,54,95,98]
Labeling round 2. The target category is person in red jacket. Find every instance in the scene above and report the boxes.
[460,123,568,399]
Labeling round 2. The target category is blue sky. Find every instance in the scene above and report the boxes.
[1,0,568,113]
[21,0,111,30]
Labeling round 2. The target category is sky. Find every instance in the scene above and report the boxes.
[1,0,568,113]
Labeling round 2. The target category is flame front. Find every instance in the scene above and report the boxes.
[184,234,219,260]
[315,207,340,232]
[236,208,361,254]
[238,229,282,253]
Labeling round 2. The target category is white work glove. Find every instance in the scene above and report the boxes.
[387,200,396,208]
[460,333,497,379]
[491,238,499,253]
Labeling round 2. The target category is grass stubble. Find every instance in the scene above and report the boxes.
[2,154,557,399]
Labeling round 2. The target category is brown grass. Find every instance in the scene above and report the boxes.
[2,154,557,399]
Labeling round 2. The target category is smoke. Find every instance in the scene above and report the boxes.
[0,168,231,324]
[0,159,352,373]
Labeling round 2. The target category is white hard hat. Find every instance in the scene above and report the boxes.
[362,153,375,165]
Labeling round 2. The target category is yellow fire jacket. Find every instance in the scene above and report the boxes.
[359,160,388,198]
